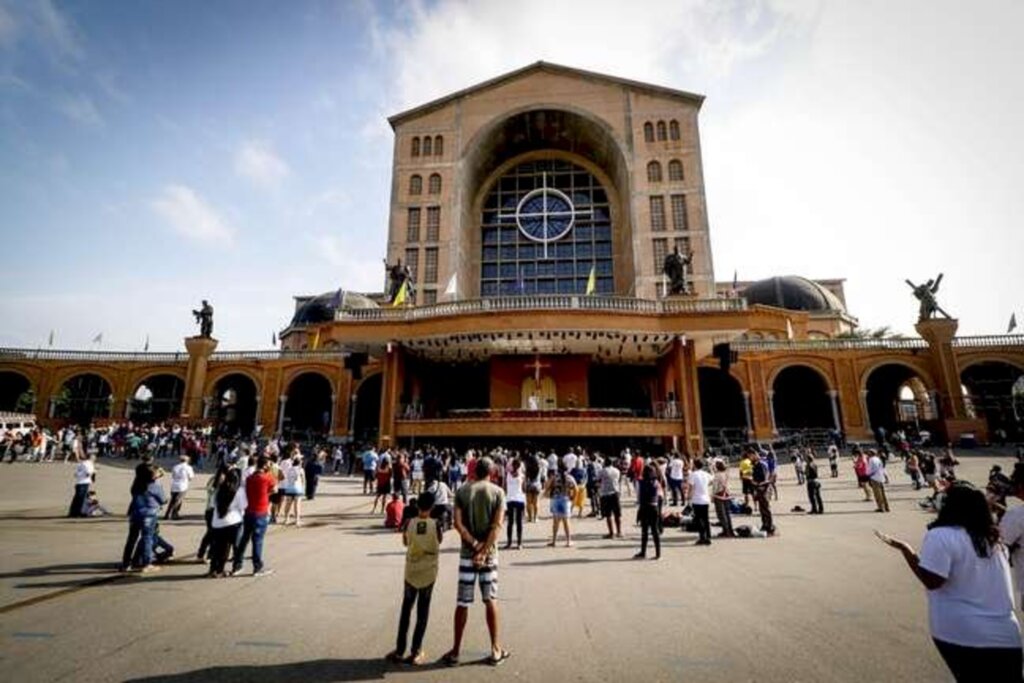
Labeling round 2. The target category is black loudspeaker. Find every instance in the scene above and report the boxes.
[345,352,369,379]
[713,343,738,373]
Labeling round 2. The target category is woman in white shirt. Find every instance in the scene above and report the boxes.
[878,482,1021,680]
[504,458,526,550]
[280,454,305,526]
[209,469,247,578]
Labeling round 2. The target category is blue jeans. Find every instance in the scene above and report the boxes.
[69,483,89,517]
[122,515,157,568]
[234,512,269,573]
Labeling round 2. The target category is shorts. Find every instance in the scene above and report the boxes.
[600,493,621,519]
[283,486,301,497]
[550,495,570,519]
[741,479,754,495]
[856,474,869,484]
[363,469,374,483]
[457,557,498,606]
[376,481,392,496]
[269,491,283,504]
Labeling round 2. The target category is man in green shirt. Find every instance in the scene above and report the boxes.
[441,457,510,667]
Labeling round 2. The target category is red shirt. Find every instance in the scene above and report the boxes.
[466,457,477,482]
[245,471,276,515]
[385,499,404,528]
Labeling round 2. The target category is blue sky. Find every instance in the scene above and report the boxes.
[1,0,1022,350]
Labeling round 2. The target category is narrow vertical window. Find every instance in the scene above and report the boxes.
[404,248,419,281]
[411,137,420,157]
[669,120,680,140]
[652,238,668,272]
[428,173,441,195]
[424,247,438,284]
[668,159,684,181]
[656,121,667,141]
[649,196,666,232]
[409,174,422,195]
[406,208,421,242]
[426,206,440,241]
[422,136,432,156]
[646,161,662,183]
[643,122,654,143]
[434,135,443,156]
[671,194,688,231]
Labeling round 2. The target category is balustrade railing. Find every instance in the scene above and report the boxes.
[951,335,1024,348]
[732,338,929,352]
[0,348,347,363]
[336,295,748,322]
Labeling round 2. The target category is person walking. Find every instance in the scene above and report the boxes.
[305,450,324,500]
[68,452,95,518]
[442,457,509,667]
[599,458,623,539]
[165,455,194,520]
[233,455,277,577]
[634,464,662,559]
[868,449,891,513]
[805,453,824,514]
[196,465,228,562]
[877,483,1022,681]
[686,459,714,545]
[119,464,166,573]
[853,448,872,501]
[503,458,525,549]
[711,459,734,538]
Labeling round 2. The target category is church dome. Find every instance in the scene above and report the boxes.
[290,290,379,326]
[742,276,846,313]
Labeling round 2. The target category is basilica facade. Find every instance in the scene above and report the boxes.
[2,63,1022,450]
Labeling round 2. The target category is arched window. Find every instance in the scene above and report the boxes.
[411,137,420,157]
[422,136,432,156]
[643,122,654,143]
[668,159,684,181]
[434,135,443,156]
[669,119,680,140]
[656,121,667,141]
[646,161,662,183]
[428,173,441,194]
[409,174,422,195]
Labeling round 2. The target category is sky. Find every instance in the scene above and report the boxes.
[0,0,1021,351]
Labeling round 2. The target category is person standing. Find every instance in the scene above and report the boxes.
[868,449,891,513]
[442,457,509,667]
[362,446,379,495]
[750,449,775,536]
[209,469,246,578]
[503,458,525,550]
[165,455,194,520]
[304,451,324,500]
[739,451,755,510]
[544,462,576,547]
[711,459,734,538]
[120,465,166,573]
[877,483,1022,681]
[1000,464,1024,609]
[599,458,623,539]
[667,452,685,507]
[686,459,714,545]
[853,448,872,501]
[827,443,840,478]
[805,453,824,514]
[196,465,228,562]
[523,453,543,523]
[634,464,662,559]
[68,452,95,518]
[233,455,277,576]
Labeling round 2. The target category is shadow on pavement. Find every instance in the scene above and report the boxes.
[121,657,431,682]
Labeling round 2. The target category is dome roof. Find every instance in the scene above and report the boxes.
[290,290,379,326]
[742,276,846,314]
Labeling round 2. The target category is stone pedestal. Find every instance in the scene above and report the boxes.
[182,336,218,420]
[915,319,987,443]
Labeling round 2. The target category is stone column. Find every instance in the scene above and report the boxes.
[916,318,988,441]
[276,395,288,436]
[182,336,218,419]
[328,394,336,436]
[828,390,842,431]
[379,344,407,448]
[254,394,262,430]
[927,390,939,420]
[766,390,778,435]
[202,396,212,420]
[742,391,753,437]
[860,390,871,432]
[48,397,56,418]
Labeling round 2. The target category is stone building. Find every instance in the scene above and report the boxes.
[1,63,1022,450]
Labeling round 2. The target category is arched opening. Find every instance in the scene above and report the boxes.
[353,374,382,444]
[131,374,185,423]
[283,372,333,441]
[55,373,112,424]
[0,371,33,413]
[865,363,935,436]
[213,374,258,437]
[961,361,1024,440]
[772,365,834,434]
[698,367,747,446]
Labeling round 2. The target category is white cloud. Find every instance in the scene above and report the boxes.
[234,139,290,189]
[55,92,102,127]
[31,0,84,65]
[152,184,234,246]
[313,233,383,292]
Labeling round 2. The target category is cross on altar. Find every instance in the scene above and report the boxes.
[525,355,552,383]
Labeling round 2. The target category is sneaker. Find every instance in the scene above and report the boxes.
[138,564,161,574]
[253,568,275,577]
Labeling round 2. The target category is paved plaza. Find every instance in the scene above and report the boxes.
[0,451,1016,682]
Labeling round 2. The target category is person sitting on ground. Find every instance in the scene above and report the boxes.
[385,493,405,530]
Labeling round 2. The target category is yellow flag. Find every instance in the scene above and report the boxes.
[585,265,596,295]
[392,281,408,307]
[311,329,321,350]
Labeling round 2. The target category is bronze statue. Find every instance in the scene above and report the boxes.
[383,258,415,304]
[663,245,693,295]
[192,300,214,338]
[906,274,950,321]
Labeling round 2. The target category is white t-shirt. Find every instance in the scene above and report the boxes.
[211,487,248,529]
[669,458,684,481]
[688,470,713,505]
[563,452,578,471]
[827,445,839,460]
[74,460,95,485]
[506,473,526,504]
[867,456,886,483]
[999,505,1024,605]
[546,453,558,472]
[918,526,1021,648]
[170,462,194,493]
[283,462,304,490]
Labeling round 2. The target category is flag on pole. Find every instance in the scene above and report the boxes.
[311,329,321,350]
[585,265,597,296]
[1010,313,1018,334]
[786,318,794,340]
[272,331,277,346]
[392,280,409,307]
[444,272,458,300]
[48,330,54,347]
[144,335,150,352]
[92,332,103,344]
[732,270,738,291]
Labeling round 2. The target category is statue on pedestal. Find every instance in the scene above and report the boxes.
[663,245,692,295]
[384,258,415,304]
[906,274,950,322]
[192,300,214,338]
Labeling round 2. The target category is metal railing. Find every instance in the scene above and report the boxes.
[336,295,748,322]
[952,335,1024,348]
[733,334,1024,353]
[0,348,347,363]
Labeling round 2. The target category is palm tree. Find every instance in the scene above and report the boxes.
[836,326,907,340]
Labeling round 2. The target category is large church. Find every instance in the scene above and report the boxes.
[2,63,1022,451]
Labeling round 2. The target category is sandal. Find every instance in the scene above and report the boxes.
[404,651,427,666]
[440,651,460,667]
[488,649,512,666]
[384,651,403,664]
